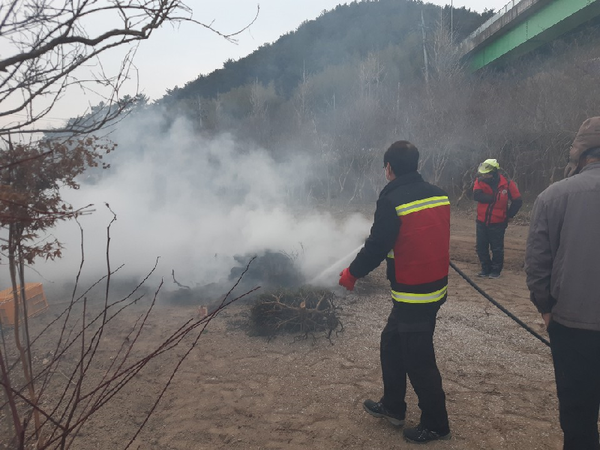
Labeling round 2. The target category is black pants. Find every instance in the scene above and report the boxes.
[379,306,449,434]
[475,222,506,274]
[548,321,600,450]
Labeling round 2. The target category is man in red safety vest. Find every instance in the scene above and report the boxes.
[473,159,522,278]
[338,140,451,444]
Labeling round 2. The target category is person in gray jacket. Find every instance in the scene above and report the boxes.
[525,116,600,450]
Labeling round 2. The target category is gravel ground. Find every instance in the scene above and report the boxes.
[1,215,563,449]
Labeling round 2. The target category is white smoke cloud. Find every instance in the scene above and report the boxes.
[33,109,372,292]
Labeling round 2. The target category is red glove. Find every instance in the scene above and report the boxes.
[339,267,357,291]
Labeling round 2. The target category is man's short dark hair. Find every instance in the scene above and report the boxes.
[384,141,419,176]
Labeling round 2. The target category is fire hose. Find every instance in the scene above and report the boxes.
[312,245,551,348]
[449,260,550,348]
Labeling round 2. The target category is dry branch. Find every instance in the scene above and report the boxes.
[0,238,260,449]
[250,287,342,340]
[0,1,259,136]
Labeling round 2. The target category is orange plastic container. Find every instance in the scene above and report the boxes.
[0,283,48,326]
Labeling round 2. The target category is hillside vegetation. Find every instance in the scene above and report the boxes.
[98,1,600,201]
[164,0,488,101]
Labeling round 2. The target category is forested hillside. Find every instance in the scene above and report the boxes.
[93,1,600,203]
[164,0,490,102]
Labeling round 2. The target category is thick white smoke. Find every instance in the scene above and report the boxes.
[33,109,372,293]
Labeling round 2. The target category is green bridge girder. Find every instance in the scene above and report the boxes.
[466,0,600,71]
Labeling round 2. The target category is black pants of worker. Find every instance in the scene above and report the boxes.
[379,306,449,434]
[548,321,600,450]
[475,221,506,274]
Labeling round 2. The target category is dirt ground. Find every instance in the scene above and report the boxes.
[1,210,564,450]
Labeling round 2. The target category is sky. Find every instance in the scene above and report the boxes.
[11,0,510,126]
[132,0,510,103]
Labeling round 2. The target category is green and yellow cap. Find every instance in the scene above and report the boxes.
[478,159,500,174]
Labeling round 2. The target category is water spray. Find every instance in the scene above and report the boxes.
[309,244,364,285]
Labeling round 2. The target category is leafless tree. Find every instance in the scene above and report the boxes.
[293,64,314,129]
[358,53,385,101]
[0,210,258,449]
[0,2,261,448]
[0,0,258,136]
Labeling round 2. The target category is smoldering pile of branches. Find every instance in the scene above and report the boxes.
[229,250,305,290]
[165,250,306,307]
[250,287,342,340]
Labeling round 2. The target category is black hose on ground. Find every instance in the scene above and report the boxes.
[449,260,550,348]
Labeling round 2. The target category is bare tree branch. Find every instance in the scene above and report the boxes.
[0,1,259,136]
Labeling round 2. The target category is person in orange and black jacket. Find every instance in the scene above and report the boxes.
[473,159,522,279]
[338,141,451,445]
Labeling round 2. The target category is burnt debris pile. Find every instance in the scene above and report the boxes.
[250,287,342,339]
[162,250,342,340]
[228,250,305,290]
[162,250,306,307]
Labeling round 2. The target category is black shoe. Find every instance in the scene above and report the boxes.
[477,271,490,277]
[403,424,451,443]
[489,272,501,279]
[362,399,405,426]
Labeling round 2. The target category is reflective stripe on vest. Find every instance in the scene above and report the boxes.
[388,196,449,259]
[395,196,450,216]
[391,285,447,304]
